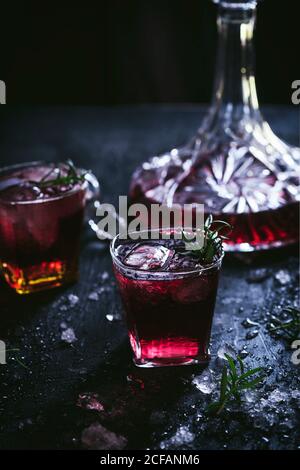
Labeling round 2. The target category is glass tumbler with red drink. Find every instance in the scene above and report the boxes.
[111,224,225,367]
[0,161,99,294]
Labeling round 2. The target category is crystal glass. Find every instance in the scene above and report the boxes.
[0,162,99,294]
[111,228,223,368]
[130,0,300,252]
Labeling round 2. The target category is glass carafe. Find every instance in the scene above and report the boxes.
[130,0,300,251]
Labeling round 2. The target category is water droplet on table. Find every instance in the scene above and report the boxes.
[242,318,261,329]
[245,329,259,340]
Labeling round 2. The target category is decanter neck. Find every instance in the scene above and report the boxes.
[211,4,259,114]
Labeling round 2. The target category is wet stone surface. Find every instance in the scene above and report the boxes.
[0,106,299,450]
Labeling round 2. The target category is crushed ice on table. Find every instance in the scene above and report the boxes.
[61,328,77,344]
[217,343,236,360]
[101,271,109,281]
[274,270,291,286]
[81,422,127,450]
[247,269,270,283]
[267,389,289,404]
[123,243,174,270]
[88,292,99,301]
[106,308,122,322]
[245,329,259,340]
[68,294,79,306]
[192,370,215,395]
[244,386,298,432]
[160,426,195,449]
[242,318,261,329]
[87,271,112,301]
[244,390,259,404]
[59,293,80,311]
[77,393,104,412]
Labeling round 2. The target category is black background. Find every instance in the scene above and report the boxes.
[1,0,298,105]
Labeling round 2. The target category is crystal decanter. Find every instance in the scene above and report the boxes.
[130,0,300,251]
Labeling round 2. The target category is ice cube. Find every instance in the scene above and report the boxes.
[88,292,99,301]
[68,294,79,307]
[0,181,41,202]
[101,271,109,281]
[123,243,173,271]
[192,370,215,394]
[274,270,291,286]
[171,275,215,303]
[61,327,77,344]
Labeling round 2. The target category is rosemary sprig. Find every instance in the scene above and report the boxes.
[30,160,85,189]
[183,214,232,264]
[268,307,300,341]
[207,354,264,416]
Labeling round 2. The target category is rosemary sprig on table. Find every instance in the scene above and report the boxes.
[268,307,300,342]
[207,354,264,416]
[183,214,232,264]
[30,160,85,189]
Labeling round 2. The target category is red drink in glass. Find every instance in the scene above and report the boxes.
[0,162,91,294]
[111,229,223,367]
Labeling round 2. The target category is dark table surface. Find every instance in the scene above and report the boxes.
[0,105,299,450]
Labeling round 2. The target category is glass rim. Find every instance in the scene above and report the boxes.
[0,161,88,206]
[110,227,225,280]
[212,0,257,10]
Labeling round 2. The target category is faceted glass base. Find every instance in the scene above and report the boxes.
[1,260,78,294]
[133,354,210,368]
